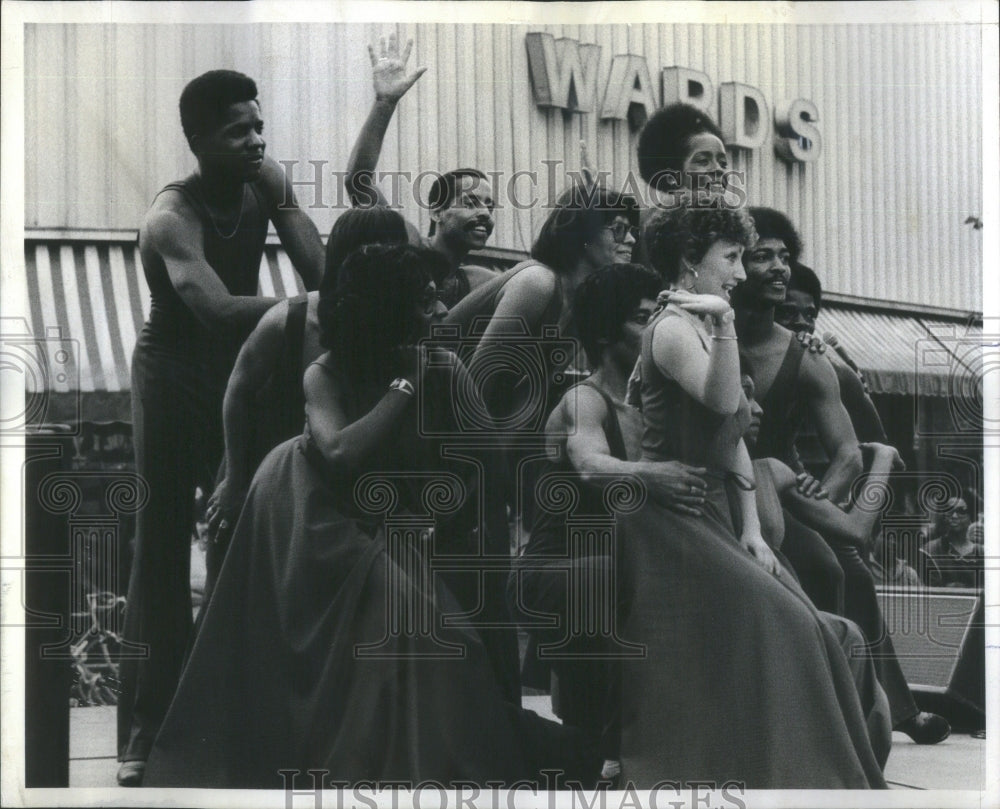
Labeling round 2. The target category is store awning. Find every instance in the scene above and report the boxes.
[20,239,307,424]
[814,306,984,397]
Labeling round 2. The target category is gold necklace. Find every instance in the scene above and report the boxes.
[199,180,247,240]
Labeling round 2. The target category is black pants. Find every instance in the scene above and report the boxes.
[117,344,224,761]
[509,555,624,762]
[781,511,918,725]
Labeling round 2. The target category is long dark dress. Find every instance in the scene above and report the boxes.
[144,354,594,788]
[616,306,887,789]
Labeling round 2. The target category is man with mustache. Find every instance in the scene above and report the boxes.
[732,209,950,745]
[117,69,324,786]
[346,35,496,306]
[732,208,862,502]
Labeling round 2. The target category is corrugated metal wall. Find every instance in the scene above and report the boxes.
[25,23,983,312]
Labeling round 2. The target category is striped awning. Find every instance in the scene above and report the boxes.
[21,238,307,423]
[814,306,984,397]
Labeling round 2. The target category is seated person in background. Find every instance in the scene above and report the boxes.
[733,208,862,503]
[870,530,922,588]
[204,208,411,596]
[509,263,708,784]
[775,260,888,442]
[741,371,948,745]
[919,497,984,588]
[345,34,496,305]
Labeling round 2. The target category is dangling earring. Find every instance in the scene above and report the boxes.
[683,261,698,291]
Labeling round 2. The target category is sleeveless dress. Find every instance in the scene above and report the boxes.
[143,354,596,788]
[119,175,274,762]
[615,305,886,788]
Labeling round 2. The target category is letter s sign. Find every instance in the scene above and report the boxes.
[774,98,822,163]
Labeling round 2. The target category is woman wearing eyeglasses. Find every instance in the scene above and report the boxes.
[444,183,639,422]
[919,497,984,588]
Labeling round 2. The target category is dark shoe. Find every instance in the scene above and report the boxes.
[896,712,951,744]
[116,760,146,787]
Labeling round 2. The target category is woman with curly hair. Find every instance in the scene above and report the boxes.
[143,244,596,788]
[616,205,887,788]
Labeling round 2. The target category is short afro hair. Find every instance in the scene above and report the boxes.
[788,260,823,311]
[427,169,489,236]
[637,103,725,192]
[573,263,662,367]
[179,70,258,143]
[644,205,758,285]
[746,207,803,263]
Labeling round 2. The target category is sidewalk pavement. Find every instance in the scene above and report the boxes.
[70,701,986,791]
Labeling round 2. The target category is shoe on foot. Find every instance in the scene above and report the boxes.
[896,711,951,744]
[116,760,146,787]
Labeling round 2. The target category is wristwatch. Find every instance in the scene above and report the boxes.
[389,378,415,397]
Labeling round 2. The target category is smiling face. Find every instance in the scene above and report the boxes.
[434,175,495,253]
[775,288,819,334]
[587,215,638,268]
[192,100,266,182]
[681,131,729,202]
[741,237,792,307]
[690,238,745,303]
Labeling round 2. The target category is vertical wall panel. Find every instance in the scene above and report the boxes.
[24,22,983,312]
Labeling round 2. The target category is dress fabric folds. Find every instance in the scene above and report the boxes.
[615,306,886,789]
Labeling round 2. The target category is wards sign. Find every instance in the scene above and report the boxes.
[526,32,822,164]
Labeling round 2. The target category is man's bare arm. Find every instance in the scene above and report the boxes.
[206,301,290,535]
[801,352,863,503]
[144,206,278,331]
[261,157,324,291]
[564,386,708,516]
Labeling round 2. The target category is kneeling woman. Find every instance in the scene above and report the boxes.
[144,244,594,788]
[617,207,886,788]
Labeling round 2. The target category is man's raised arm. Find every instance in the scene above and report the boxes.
[345,34,426,207]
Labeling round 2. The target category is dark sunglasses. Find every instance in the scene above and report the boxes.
[607,222,640,244]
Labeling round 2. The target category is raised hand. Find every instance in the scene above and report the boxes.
[659,288,734,323]
[369,34,427,103]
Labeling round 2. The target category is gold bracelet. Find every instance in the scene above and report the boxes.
[711,334,738,341]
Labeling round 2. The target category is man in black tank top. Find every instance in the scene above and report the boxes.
[117,70,324,785]
[732,208,862,504]
[510,265,709,783]
[344,35,497,307]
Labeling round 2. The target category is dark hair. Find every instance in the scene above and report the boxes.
[530,184,639,275]
[739,352,757,383]
[179,70,258,143]
[644,205,758,284]
[573,263,662,367]
[637,103,725,191]
[323,207,409,290]
[788,260,823,311]
[746,207,803,263]
[319,244,438,383]
[427,169,489,236]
